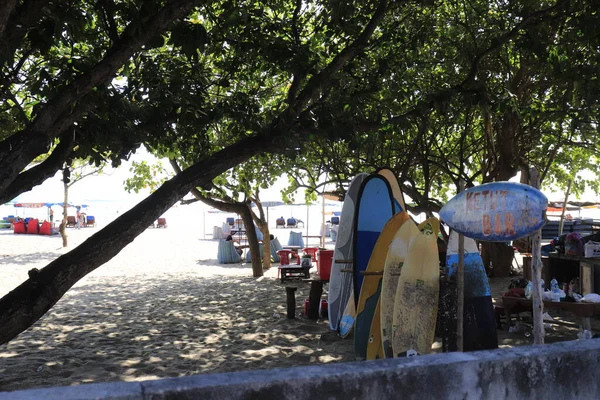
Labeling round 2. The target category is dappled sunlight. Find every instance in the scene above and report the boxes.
[0,273,350,392]
[4,227,595,393]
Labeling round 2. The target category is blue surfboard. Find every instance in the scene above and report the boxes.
[353,174,395,305]
[446,231,498,351]
[439,182,547,242]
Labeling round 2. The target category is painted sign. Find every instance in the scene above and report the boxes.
[439,182,548,242]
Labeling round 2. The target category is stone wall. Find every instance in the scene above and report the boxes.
[3,339,600,399]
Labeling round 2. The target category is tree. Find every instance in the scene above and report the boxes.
[59,159,104,247]
[0,0,393,345]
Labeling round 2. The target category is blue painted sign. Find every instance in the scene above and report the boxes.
[439,182,547,242]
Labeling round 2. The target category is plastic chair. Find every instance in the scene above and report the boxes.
[303,247,319,261]
[277,250,293,265]
[156,218,167,228]
[277,249,294,280]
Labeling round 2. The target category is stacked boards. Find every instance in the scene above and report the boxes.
[328,173,368,332]
[446,231,498,351]
[329,172,507,360]
[332,168,442,359]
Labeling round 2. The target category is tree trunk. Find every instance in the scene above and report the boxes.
[481,242,514,277]
[239,206,263,278]
[257,221,271,270]
[60,179,69,247]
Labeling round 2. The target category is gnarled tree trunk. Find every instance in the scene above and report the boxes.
[0,133,278,345]
[239,206,263,277]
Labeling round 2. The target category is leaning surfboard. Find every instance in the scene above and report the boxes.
[355,212,407,359]
[353,175,395,306]
[328,173,369,332]
[446,231,498,351]
[377,168,406,213]
[366,300,384,360]
[439,181,548,242]
[379,212,415,358]
[392,230,440,356]
[339,290,356,338]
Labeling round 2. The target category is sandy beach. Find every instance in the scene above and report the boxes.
[0,217,354,392]
[0,213,597,393]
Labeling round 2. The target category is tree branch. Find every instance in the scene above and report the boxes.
[289,0,391,116]
[0,0,18,43]
[0,0,198,196]
[0,131,75,204]
[0,0,52,64]
[385,0,569,127]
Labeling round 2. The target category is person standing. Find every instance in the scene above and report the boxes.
[49,207,54,224]
[75,207,81,229]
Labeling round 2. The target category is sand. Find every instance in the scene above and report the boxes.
[0,219,597,393]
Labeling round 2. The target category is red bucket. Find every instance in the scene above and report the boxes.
[304,298,310,316]
[319,299,328,319]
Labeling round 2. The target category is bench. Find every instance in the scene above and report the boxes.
[503,296,600,332]
[278,265,310,282]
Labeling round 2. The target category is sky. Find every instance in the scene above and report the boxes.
[10,147,295,207]
[10,146,600,208]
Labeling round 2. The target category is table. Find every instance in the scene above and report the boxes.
[549,253,600,294]
[523,253,600,294]
[278,265,310,282]
[282,245,302,256]
[502,296,600,332]
[303,235,322,246]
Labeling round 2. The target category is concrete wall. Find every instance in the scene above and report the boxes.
[3,339,600,400]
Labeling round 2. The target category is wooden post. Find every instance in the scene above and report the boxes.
[559,180,572,236]
[529,167,545,344]
[308,281,323,320]
[321,193,326,248]
[285,287,297,319]
[457,180,465,352]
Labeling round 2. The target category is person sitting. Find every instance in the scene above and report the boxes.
[276,216,285,228]
[226,235,243,256]
[286,217,297,228]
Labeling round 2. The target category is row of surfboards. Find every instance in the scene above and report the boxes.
[327,169,498,359]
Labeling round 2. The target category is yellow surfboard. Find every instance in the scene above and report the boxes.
[355,212,407,359]
[366,299,384,359]
[418,217,440,237]
[377,168,407,211]
[391,228,440,356]
[380,213,418,358]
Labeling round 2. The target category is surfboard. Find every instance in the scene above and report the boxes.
[328,173,369,331]
[446,231,498,351]
[355,212,407,359]
[366,300,384,360]
[353,175,395,306]
[376,168,406,213]
[380,212,417,358]
[392,230,440,356]
[339,290,356,338]
[439,181,548,242]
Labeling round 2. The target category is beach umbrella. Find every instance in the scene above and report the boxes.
[251,200,285,225]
